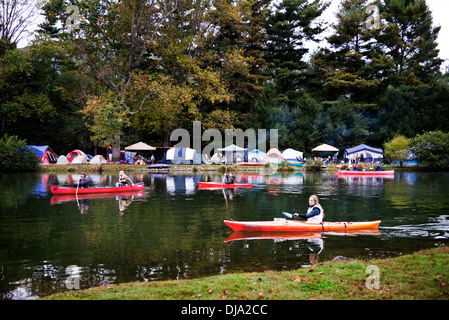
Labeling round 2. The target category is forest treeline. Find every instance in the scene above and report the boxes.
[1,0,448,160]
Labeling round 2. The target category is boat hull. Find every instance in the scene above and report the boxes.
[197,182,252,189]
[337,170,394,176]
[223,219,381,232]
[50,182,145,195]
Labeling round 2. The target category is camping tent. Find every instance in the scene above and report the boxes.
[218,144,247,163]
[71,155,88,164]
[66,149,87,163]
[160,147,202,164]
[282,148,303,160]
[344,144,383,163]
[90,155,107,164]
[247,149,266,163]
[125,142,156,151]
[312,144,339,152]
[28,145,58,164]
[56,155,69,165]
[264,148,284,164]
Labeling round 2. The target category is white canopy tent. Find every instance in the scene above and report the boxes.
[125,142,156,151]
[312,144,339,152]
[218,144,247,163]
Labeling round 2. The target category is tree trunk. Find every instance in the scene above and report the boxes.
[112,136,121,162]
[163,129,171,147]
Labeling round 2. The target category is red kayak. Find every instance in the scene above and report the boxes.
[50,182,145,195]
[337,170,394,176]
[224,219,381,232]
[197,182,252,189]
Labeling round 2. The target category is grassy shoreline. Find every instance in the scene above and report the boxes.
[43,246,449,300]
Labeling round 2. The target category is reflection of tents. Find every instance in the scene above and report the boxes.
[90,155,107,164]
[344,144,383,162]
[160,147,202,164]
[282,148,303,160]
[67,149,87,163]
[247,149,266,163]
[28,145,58,164]
[125,142,156,151]
[312,144,339,152]
[264,148,284,164]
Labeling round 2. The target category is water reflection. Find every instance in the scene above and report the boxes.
[1,171,449,299]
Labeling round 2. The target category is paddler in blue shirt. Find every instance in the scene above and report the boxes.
[293,195,324,223]
[76,172,90,188]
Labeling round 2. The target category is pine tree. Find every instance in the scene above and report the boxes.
[264,0,328,104]
[375,0,442,87]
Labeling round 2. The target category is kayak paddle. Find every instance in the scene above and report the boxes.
[282,212,293,218]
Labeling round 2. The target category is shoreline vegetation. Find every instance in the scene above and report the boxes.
[43,246,449,300]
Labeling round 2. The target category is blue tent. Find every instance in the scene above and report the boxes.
[344,144,383,162]
[160,147,203,165]
[28,145,58,164]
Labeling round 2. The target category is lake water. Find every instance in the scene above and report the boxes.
[1,170,448,299]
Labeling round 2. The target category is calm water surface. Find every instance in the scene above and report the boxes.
[1,170,448,299]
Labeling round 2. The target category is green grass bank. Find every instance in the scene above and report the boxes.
[43,246,449,300]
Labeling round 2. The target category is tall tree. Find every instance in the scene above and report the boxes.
[264,0,328,104]
[313,0,391,103]
[375,0,442,87]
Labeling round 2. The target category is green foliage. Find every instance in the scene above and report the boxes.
[0,135,39,171]
[1,0,448,158]
[410,131,449,169]
[383,135,410,166]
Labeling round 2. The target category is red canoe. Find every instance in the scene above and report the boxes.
[337,170,394,176]
[197,182,252,189]
[50,182,145,195]
[223,219,381,232]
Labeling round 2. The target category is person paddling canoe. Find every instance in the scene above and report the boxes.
[224,172,235,184]
[116,170,134,187]
[293,195,324,223]
[75,172,90,188]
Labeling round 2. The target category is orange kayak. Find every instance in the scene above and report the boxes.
[223,219,381,232]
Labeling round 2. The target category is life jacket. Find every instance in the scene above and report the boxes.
[306,205,324,224]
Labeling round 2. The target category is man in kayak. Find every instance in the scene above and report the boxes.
[75,172,90,188]
[224,172,235,184]
[293,195,324,223]
[116,170,134,187]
